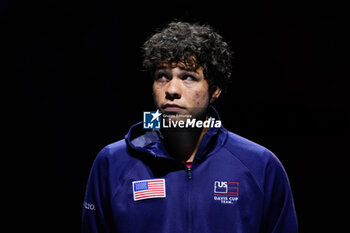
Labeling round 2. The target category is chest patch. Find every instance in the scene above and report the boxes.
[132,179,166,201]
[213,181,239,204]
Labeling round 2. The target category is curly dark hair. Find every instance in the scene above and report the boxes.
[142,21,233,94]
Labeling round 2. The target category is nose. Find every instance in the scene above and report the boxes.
[165,78,182,100]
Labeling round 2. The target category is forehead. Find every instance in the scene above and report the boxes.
[156,56,199,71]
[155,62,205,77]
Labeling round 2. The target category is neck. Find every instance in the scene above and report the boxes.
[161,126,209,162]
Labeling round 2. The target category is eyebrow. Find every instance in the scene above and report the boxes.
[156,67,200,75]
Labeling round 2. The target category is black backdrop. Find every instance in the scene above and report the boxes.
[5,0,349,232]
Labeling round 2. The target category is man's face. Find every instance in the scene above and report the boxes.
[152,63,220,120]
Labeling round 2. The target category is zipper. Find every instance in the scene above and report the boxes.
[186,165,193,233]
[187,167,192,180]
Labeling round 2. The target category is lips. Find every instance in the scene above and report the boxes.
[162,104,185,112]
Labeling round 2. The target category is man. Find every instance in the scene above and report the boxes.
[82,21,298,233]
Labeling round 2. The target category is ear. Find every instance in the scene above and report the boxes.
[210,87,222,103]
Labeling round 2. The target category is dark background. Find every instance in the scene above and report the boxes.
[5,0,349,232]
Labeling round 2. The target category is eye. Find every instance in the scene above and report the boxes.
[183,75,198,82]
[154,73,169,81]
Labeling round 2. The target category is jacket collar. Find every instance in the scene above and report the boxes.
[125,105,228,163]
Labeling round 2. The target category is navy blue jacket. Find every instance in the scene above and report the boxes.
[82,109,298,233]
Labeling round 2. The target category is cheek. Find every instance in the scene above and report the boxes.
[193,90,209,106]
[152,85,162,103]
[153,83,162,95]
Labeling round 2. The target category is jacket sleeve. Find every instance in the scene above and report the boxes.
[260,150,298,233]
[82,148,112,233]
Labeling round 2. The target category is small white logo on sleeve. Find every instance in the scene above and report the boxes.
[83,201,96,211]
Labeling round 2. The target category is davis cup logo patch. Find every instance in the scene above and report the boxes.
[214,181,239,204]
[132,179,166,201]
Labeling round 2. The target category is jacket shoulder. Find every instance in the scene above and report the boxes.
[91,139,135,177]
[224,131,274,162]
[95,139,129,160]
[223,131,286,193]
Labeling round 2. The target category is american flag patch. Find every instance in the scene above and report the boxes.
[132,179,166,201]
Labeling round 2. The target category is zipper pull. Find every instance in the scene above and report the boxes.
[187,167,192,180]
